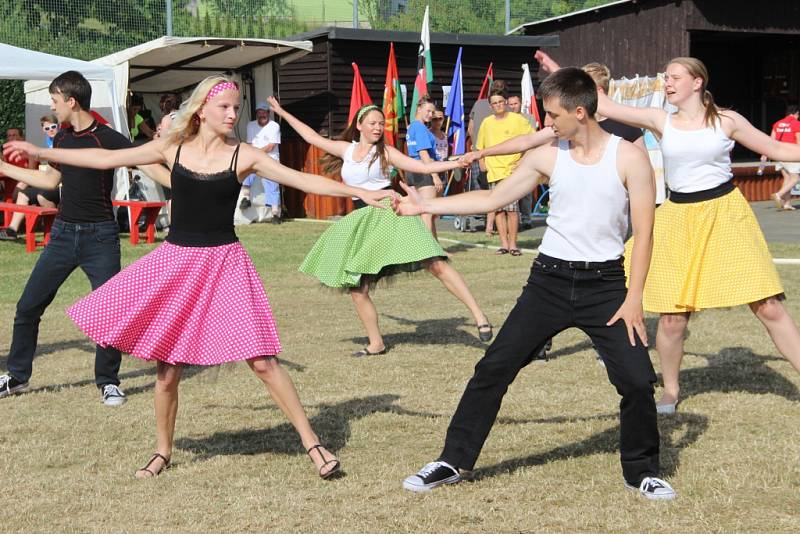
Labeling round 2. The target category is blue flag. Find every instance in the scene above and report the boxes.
[445,47,466,155]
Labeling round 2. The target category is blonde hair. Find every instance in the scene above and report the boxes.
[163,75,237,145]
[582,62,611,93]
[667,57,722,128]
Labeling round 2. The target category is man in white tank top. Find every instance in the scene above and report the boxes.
[397,68,676,501]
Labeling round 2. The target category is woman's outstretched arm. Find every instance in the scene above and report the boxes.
[267,96,349,158]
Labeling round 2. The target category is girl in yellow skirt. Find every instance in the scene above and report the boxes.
[598,57,800,413]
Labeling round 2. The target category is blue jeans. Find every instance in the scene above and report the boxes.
[439,253,659,485]
[6,219,122,387]
[243,174,281,207]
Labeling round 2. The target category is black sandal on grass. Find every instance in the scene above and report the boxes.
[495,248,509,255]
[135,452,171,478]
[352,346,387,357]
[307,444,341,479]
[509,248,522,256]
[477,323,494,342]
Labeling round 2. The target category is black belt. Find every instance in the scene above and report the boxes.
[668,180,735,204]
[537,254,623,270]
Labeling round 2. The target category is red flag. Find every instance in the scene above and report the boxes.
[382,43,405,146]
[477,63,494,100]
[348,62,373,125]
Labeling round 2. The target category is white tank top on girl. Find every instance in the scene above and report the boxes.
[660,113,733,193]
[341,142,392,198]
[539,135,628,262]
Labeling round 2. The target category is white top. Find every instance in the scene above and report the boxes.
[341,142,392,198]
[660,113,733,193]
[539,135,628,262]
[246,119,280,160]
[434,134,448,161]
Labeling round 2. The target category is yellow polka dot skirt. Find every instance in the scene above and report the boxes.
[625,188,783,313]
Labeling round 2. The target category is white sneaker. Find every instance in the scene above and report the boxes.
[625,476,677,501]
[403,461,461,492]
[0,373,29,399]
[656,400,678,415]
[101,384,127,406]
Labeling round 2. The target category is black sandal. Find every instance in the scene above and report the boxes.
[352,347,387,357]
[509,248,522,256]
[477,323,493,342]
[307,444,341,479]
[135,453,171,478]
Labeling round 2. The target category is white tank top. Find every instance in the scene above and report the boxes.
[539,135,628,262]
[660,113,733,193]
[341,142,392,197]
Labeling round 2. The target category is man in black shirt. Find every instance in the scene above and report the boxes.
[0,70,168,405]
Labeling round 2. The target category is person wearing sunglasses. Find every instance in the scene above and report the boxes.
[41,115,59,149]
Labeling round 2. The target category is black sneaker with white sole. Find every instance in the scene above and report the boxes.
[0,373,29,398]
[403,461,462,492]
[101,384,127,406]
[625,476,677,501]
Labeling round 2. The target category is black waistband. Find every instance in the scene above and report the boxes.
[165,228,238,247]
[668,180,735,204]
[536,253,623,270]
[352,185,393,210]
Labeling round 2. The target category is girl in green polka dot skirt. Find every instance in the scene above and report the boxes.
[268,97,493,355]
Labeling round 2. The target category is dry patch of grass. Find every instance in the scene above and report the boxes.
[1,223,799,532]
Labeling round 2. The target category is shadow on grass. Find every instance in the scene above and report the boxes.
[473,412,708,482]
[175,394,437,460]
[348,314,490,351]
[21,356,305,397]
[669,346,800,403]
[0,338,96,368]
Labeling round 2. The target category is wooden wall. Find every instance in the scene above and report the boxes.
[523,0,689,77]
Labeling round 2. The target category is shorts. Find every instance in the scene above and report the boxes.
[489,181,519,212]
[16,185,60,206]
[775,161,800,174]
[405,171,435,188]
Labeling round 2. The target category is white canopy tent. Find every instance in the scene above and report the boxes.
[23,36,312,222]
[0,43,125,144]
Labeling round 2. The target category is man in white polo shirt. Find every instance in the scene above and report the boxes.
[240,101,282,223]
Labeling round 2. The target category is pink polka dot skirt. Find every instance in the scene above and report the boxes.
[67,241,282,365]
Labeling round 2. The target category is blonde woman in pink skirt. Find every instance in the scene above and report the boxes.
[4,76,393,479]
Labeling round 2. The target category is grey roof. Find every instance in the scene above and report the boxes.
[288,26,559,48]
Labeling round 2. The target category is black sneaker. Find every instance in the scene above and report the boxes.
[270,215,282,225]
[0,227,18,241]
[0,373,29,398]
[625,476,677,501]
[239,197,252,210]
[101,384,127,406]
[403,461,461,492]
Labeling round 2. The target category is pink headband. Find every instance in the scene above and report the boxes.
[205,81,239,103]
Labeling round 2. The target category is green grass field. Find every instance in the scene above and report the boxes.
[1,223,798,532]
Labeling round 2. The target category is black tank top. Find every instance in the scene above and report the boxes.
[166,143,241,247]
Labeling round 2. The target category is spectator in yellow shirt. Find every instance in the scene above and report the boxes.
[476,89,533,255]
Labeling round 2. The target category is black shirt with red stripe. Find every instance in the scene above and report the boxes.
[50,121,132,223]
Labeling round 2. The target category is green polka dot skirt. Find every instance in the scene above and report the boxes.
[299,204,447,289]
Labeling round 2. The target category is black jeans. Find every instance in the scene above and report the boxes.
[439,254,659,485]
[6,219,122,388]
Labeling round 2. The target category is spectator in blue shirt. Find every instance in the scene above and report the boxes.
[405,95,441,237]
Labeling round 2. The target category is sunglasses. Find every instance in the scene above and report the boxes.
[42,124,58,131]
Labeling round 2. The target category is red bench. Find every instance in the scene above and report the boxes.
[0,201,59,253]
[112,200,166,245]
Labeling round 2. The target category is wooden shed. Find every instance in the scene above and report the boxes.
[514,0,800,168]
[275,27,558,218]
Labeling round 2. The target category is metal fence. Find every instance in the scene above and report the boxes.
[0,1,607,61]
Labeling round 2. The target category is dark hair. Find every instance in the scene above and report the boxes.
[130,93,144,107]
[490,79,507,91]
[5,127,23,138]
[320,105,389,178]
[489,88,508,101]
[159,93,181,114]
[538,67,597,116]
[49,70,91,110]
[787,104,799,116]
